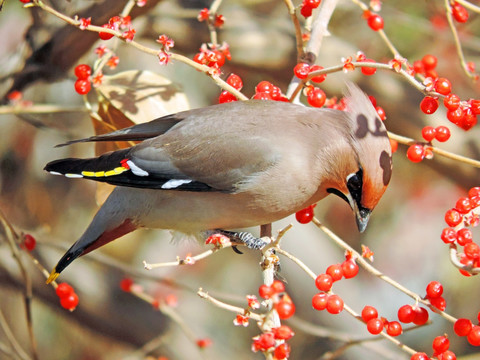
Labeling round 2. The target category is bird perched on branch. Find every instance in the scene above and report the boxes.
[45,83,392,284]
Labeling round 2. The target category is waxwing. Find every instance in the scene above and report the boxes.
[45,83,392,283]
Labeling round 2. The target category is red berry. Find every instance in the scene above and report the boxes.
[447,107,465,125]
[456,228,472,246]
[456,197,472,213]
[435,126,451,142]
[361,305,379,322]
[460,108,477,130]
[375,106,386,121]
[276,296,295,319]
[468,326,480,346]
[294,63,310,79]
[398,304,415,323]
[390,139,398,153]
[207,50,225,67]
[464,242,480,260]
[470,99,480,115]
[272,280,285,293]
[60,293,79,311]
[226,74,243,90]
[307,87,326,108]
[219,90,237,103]
[312,292,328,311]
[426,281,443,299]
[429,296,446,312]
[99,24,115,40]
[326,294,344,314]
[273,343,291,359]
[452,2,469,23]
[342,259,359,279]
[326,264,343,282]
[411,353,429,360]
[413,60,425,74]
[295,204,316,224]
[22,234,36,251]
[74,64,92,80]
[443,94,460,111]
[445,208,462,227]
[438,350,456,360]
[196,338,212,348]
[361,59,377,76]
[421,126,436,142]
[369,95,377,107]
[433,335,450,354]
[120,278,134,292]
[272,325,295,340]
[440,228,457,244]
[468,187,480,199]
[252,92,272,100]
[309,65,327,83]
[422,54,437,71]
[305,0,321,8]
[255,81,274,94]
[193,52,207,65]
[259,284,274,299]
[366,318,384,335]
[412,306,429,325]
[386,321,403,337]
[420,96,439,114]
[435,78,452,95]
[56,283,74,298]
[406,144,425,163]
[300,3,313,17]
[74,79,91,95]
[315,273,333,292]
[367,14,384,31]
[454,318,472,337]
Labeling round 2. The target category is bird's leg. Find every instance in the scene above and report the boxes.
[215,230,270,250]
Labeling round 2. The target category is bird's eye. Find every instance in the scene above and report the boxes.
[346,169,363,203]
[347,173,361,191]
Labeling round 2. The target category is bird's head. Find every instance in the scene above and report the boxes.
[325,83,392,232]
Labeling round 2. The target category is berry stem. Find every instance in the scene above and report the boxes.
[283,0,306,62]
[444,0,478,80]
[387,132,480,169]
[449,242,480,275]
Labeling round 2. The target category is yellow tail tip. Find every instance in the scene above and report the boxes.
[46,270,60,284]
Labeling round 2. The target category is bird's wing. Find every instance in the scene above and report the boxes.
[46,101,285,192]
[55,112,185,147]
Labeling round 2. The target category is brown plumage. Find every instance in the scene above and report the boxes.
[45,83,392,283]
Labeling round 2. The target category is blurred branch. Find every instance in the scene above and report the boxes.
[0,211,38,360]
[5,0,163,100]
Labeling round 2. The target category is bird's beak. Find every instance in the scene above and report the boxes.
[345,192,371,233]
[355,207,371,233]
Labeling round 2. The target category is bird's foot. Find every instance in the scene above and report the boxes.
[215,230,271,250]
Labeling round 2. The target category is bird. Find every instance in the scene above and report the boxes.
[45,83,392,284]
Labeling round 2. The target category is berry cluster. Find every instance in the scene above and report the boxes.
[454,314,480,346]
[193,42,231,75]
[413,54,479,131]
[98,15,132,41]
[441,187,480,276]
[250,281,295,358]
[55,283,79,311]
[300,0,322,18]
[312,254,359,314]
[361,305,403,336]
[251,327,294,359]
[74,64,92,95]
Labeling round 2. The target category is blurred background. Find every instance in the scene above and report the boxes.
[0,0,479,359]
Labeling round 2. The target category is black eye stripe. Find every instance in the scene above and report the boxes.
[347,168,363,204]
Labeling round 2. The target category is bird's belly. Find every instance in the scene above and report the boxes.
[135,189,311,232]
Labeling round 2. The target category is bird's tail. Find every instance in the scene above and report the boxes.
[46,187,138,284]
[44,149,130,179]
